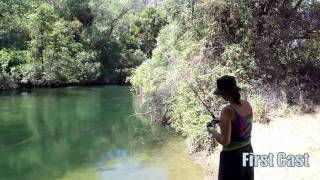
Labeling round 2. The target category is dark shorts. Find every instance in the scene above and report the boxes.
[218,144,254,180]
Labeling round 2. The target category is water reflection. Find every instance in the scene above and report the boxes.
[0,86,203,180]
[99,159,166,180]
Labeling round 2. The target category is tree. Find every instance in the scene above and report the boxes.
[23,3,101,86]
[28,3,58,67]
[0,0,33,49]
[131,7,167,58]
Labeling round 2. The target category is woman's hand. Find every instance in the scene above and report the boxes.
[207,126,219,141]
[207,126,213,133]
[207,118,220,134]
[207,126,217,134]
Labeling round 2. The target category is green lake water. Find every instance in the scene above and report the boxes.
[0,86,203,180]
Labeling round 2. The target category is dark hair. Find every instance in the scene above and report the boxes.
[229,89,241,105]
[214,75,241,104]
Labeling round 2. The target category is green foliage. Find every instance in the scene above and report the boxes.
[130,21,184,95]
[20,63,44,86]
[23,4,101,86]
[0,49,26,74]
[221,44,255,81]
[66,0,94,25]
[0,49,27,88]
[0,73,17,90]
[131,7,167,58]
[167,65,231,152]
[247,94,269,124]
[131,0,320,154]
[130,15,234,151]
[2,0,320,153]
[28,3,58,64]
[130,58,167,94]
[0,0,153,88]
[0,0,32,49]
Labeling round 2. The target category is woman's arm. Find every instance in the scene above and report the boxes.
[210,107,233,146]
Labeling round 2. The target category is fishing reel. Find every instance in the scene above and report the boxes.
[206,118,220,128]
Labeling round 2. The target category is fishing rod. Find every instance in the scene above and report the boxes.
[186,81,220,125]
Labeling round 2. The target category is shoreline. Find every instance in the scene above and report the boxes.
[0,81,131,94]
[189,143,221,180]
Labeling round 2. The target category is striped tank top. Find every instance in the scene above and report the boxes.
[223,105,253,151]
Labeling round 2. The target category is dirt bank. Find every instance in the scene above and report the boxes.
[191,109,320,180]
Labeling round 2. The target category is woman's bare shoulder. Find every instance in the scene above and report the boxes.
[221,105,236,119]
[240,99,253,113]
[222,105,233,112]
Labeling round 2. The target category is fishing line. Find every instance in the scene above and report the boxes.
[185,81,220,124]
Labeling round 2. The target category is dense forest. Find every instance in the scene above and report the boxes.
[1,0,320,153]
[0,0,165,89]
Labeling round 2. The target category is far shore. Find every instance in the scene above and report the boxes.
[0,80,130,94]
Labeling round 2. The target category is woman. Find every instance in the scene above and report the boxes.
[207,75,254,180]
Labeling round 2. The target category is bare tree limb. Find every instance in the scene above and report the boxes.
[105,8,130,39]
[129,110,153,117]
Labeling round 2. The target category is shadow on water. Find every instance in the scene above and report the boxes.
[0,86,203,180]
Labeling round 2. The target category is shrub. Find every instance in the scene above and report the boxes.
[0,73,18,90]
[129,0,320,154]
[248,94,269,124]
